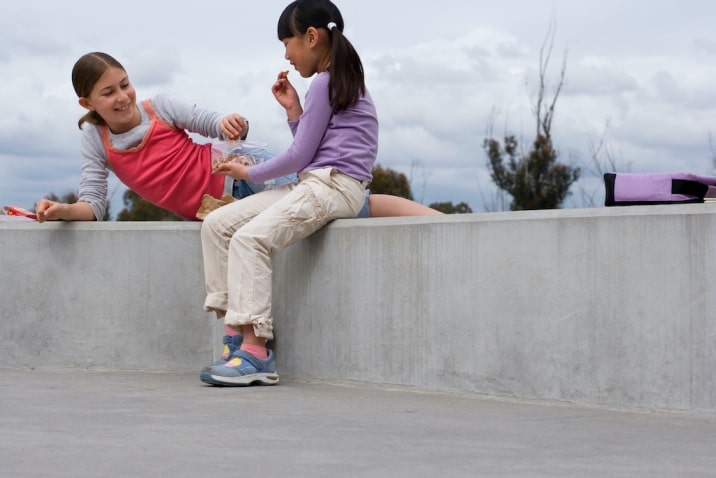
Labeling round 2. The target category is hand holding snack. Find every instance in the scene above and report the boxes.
[213,160,250,180]
[211,151,256,170]
[220,114,249,141]
[272,69,302,120]
[211,140,268,180]
[211,142,256,170]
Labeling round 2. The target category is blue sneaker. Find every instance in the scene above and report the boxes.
[200,349,279,386]
[200,335,243,374]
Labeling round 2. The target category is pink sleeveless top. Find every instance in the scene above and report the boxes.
[100,99,224,220]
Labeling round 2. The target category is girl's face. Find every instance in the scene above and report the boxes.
[282,27,329,78]
[79,67,139,134]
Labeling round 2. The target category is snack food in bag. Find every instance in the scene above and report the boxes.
[211,140,269,171]
[211,140,287,191]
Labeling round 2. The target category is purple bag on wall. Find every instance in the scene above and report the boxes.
[604,172,716,206]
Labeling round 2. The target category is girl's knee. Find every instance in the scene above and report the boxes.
[200,212,218,237]
[230,229,260,251]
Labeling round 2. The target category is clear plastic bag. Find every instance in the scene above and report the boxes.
[211,140,297,193]
[211,140,268,170]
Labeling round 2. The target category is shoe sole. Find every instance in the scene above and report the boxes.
[200,371,279,387]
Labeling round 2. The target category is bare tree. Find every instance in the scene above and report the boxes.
[531,18,566,143]
[483,20,580,211]
[409,158,430,204]
[709,132,716,175]
[576,120,631,207]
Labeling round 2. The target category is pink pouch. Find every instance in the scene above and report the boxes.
[604,172,716,206]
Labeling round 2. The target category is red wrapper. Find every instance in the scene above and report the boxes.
[5,206,38,220]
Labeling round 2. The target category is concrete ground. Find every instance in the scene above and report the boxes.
[1,368,715,478]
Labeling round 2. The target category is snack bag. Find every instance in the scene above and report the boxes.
[211,140,269,171]
[211,140,292,191]
[195,194,236,220]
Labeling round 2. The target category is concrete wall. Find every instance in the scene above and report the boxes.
[0,222,209,371]
[1,205,715,414]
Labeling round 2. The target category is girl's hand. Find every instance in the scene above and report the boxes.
[213,161,250,180]
[271,71,302,120]
[220,114,249,141]
[35,199,66,223]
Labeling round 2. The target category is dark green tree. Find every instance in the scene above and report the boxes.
[116,190,184,221]
[484,134,579,210]
[428,201,473,214]
[483,22,580,211]
[368,164,413,200]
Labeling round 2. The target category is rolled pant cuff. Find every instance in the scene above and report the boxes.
[225,310,274,340]
[203,293,228,314]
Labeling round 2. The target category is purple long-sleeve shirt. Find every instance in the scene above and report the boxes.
[248,72,378,184]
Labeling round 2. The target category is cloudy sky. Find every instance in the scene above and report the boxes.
[2,0,716,217]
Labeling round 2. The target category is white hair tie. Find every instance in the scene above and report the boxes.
[327,22,337,31]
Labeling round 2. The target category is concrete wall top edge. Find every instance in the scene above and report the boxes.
[2,203,715,232]
[0,221,202,232]
[329,203,716,228]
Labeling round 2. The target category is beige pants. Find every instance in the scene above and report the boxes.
[201,168,366,339]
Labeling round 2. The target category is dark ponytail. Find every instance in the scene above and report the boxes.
[277,0,365,112]
[76,110,105,130]
[326,24,365,111]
